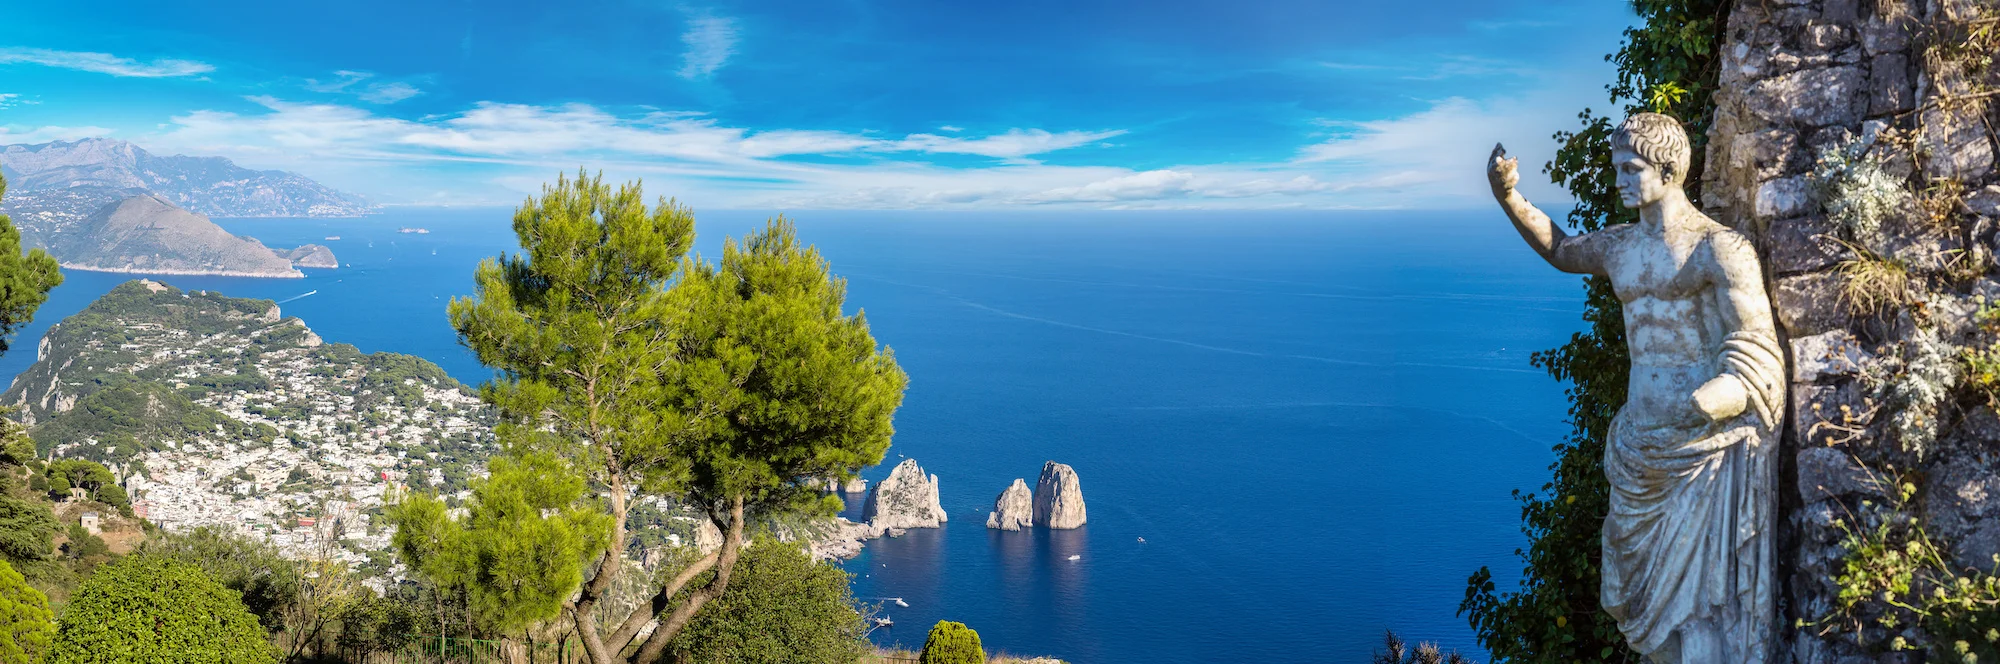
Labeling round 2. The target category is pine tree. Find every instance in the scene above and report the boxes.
[0,559,53,664]
[919,621,984,664]
[0,174,62,356]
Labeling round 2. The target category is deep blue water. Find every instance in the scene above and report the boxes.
[0,208,1586,662]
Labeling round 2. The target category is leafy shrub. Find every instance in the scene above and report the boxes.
[45,555,276,664]
[666,536,870,664]
[1373,631,1479,664]
[0,559,53,664]
[920,621,984,664]
[1809,133,1909,252]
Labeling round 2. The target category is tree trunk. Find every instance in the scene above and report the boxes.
[628,495,746,664]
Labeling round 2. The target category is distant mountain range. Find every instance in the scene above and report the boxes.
[0,138,372,239]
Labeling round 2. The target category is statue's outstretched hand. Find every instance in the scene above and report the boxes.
[1488,143,1519,198]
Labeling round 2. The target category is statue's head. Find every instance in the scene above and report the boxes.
[1610,113,1692,209]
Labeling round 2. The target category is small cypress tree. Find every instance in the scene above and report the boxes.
[919,621,984,664]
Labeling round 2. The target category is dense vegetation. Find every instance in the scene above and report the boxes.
[664,535,871,664]
[404,172,907,664]
[1456,1,1730,661]
[0,560,53,664]
[45,556,276,663]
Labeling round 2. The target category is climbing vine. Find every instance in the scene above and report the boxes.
[1457,1,1730,662]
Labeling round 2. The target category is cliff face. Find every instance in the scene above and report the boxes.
[987,478,1033,531]
[1704,1,2000,659]
[47,195,304,278]
[1033,461,1086,529]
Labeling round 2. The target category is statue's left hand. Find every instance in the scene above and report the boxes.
[1692,375,1750,423]
[1487,143,1519,198]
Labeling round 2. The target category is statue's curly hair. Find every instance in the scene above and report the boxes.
[1611,112,1692,184]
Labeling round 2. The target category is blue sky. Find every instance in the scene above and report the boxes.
[1,0,1636,210]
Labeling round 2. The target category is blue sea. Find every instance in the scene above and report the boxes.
[0,208,1586,662]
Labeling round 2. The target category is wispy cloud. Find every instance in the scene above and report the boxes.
[0,94,20,109]
[0,125,116,145]
[0,47,212,78]
[893,129,1126,160]
[304,70,423,104]
[677,16,739,80]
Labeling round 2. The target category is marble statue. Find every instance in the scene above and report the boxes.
[1488,113,1783,663]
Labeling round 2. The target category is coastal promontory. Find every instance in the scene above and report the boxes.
[40,195,341,278]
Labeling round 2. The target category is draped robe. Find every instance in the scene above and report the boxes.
[1550,219,1783,663]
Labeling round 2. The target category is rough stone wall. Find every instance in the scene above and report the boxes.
[1703,0,1999,660]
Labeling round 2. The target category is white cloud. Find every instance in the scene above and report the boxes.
[359,81,422,104]
[305,71,423,104]
[0,125,116,145]
[129,80,1596,210]
[938,125,964,132]
[1293,90,1589,206]
[0,47,212,78]
[893,129,1126,159]
[1023,170,1196,203]
[0,94,18,109]
[677,16,739,80]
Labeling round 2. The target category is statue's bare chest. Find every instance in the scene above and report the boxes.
[1604,231,1710,304]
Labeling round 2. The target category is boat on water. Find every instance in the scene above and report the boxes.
[398,227,430,234]
[872,617,893,628]
[1067,555,1081,561]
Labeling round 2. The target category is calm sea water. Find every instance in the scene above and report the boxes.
[0,208,1586,662]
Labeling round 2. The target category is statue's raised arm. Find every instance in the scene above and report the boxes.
[1488,143,1605,275]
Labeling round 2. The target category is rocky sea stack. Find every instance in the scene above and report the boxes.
[863,458,946,529]
[986,478,1034,531]
[1033,461,1086,529]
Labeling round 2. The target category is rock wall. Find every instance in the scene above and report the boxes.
[1704,0,1999,660]
[988,478,1034,530]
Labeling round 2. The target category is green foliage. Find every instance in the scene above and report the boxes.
[1459,1,1728,661]
[1817,476,2000,661]
[665,536,869,664]
[919,621,984,664]
[0,559,53,664]
[389,453,611,633]
[138,526,301,633]
[58,524,107,564]
[440,172,908,657]
[672,217,909,523]
[0,174,64,356]
[1809,134,1909,250]
[0,495,55,563]
[46,555,277,664]
[44,460,126,511]
[28,381,253,466]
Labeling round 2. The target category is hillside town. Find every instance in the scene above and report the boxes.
[4,279,494,568]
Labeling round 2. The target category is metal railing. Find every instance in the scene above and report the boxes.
[387,634,576,664]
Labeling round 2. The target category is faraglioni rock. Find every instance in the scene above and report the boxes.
[863,458,946,529]
[986,478,1033,531]
[1488,113,1783,663]
[1033,461,1087,529]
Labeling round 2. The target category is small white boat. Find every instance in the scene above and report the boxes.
[1137,537,1146,543]
[1067,555,1081,561]
[873,617,893,628]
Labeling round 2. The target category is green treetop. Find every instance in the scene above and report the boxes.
[46,555,276,664]
[0,559,53,664]
[422,172,906,664]
[0,174,63,356]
